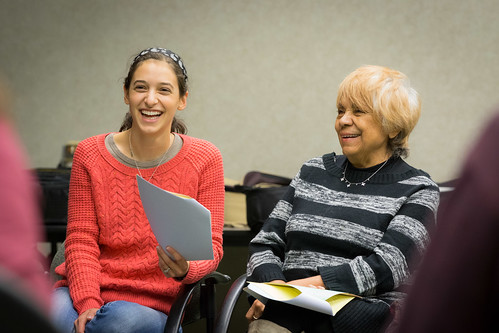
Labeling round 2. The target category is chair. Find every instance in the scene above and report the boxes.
[35,168,71,259]
[165,271,231,333]
[214,274,248,333]
[50,242,231,333]
[0,272,60,332]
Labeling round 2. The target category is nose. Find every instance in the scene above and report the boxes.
[338,111,353,126]
[145,91,158,106]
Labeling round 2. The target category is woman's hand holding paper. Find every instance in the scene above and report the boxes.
[157,245,190,279]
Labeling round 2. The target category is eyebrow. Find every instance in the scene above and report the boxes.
[133,80,174,88]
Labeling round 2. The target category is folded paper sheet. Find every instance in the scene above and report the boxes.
[245,282,358,316]
[137,175,214,260]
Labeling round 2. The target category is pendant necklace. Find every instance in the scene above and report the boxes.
[129,131,172,182]
[341,159,389,187]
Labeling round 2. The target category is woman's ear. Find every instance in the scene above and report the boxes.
[389,130,400,139]
[123,86,130,105]
[177,91,188,111]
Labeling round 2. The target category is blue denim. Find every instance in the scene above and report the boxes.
[52,287,181,333]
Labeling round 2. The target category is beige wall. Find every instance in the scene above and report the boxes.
[1,0,498,182]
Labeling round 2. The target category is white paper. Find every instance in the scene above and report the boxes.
[244,282,357,316]
[137,175,214,260]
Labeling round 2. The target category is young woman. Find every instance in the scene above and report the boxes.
[245,66,440,332]
[51,48,225,333]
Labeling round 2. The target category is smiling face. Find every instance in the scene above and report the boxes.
[124,59,187,137]
[335,97,395,168]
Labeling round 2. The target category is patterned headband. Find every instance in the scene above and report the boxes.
[134,47,188,79]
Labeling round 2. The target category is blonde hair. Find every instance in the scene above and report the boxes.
[336,65,421,158]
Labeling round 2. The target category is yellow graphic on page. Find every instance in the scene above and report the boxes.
[256,283,301,301]
[326,294,356,315]
[168,191,192,199]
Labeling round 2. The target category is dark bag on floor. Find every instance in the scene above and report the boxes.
[227,171,292,233]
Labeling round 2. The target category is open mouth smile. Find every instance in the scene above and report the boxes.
[341,134,360,139]
[141,110,163,117]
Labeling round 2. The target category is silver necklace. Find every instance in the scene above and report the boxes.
[340,159,389,187]
[128,131,172,182]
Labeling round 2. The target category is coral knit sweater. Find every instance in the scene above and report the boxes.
[54,133,225,315]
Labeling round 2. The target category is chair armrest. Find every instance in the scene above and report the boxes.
[202,271,231,286]
[214,274,248,333]
[164,271,231,333]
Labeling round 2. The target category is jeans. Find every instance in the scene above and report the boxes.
[52,287,181,333]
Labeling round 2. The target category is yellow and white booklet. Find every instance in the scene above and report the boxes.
[244,282,359,316]
[137,175,214,260]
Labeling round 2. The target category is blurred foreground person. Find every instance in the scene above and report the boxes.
[395,111,499,333]
[0,78,52,311]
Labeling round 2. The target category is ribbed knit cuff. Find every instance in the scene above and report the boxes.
[318,265,357,293]
[180,262,198,284]
[75,297,103,315]
[248,265,286,283]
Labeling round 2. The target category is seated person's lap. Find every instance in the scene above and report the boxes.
[257,299,390,333]
[51,287,173,333]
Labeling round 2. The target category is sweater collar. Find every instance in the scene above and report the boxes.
[322,152,417,184]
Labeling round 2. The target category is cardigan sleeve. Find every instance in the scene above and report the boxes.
[64,140,104,313]
[319,181,440,296]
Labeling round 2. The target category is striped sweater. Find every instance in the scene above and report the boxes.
[247,153,439,302]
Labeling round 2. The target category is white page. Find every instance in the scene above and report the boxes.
[245,283,334,316]
[137,175,214,260]
[245,282,357,316]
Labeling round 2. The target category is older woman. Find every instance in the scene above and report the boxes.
[245,65,440,333]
